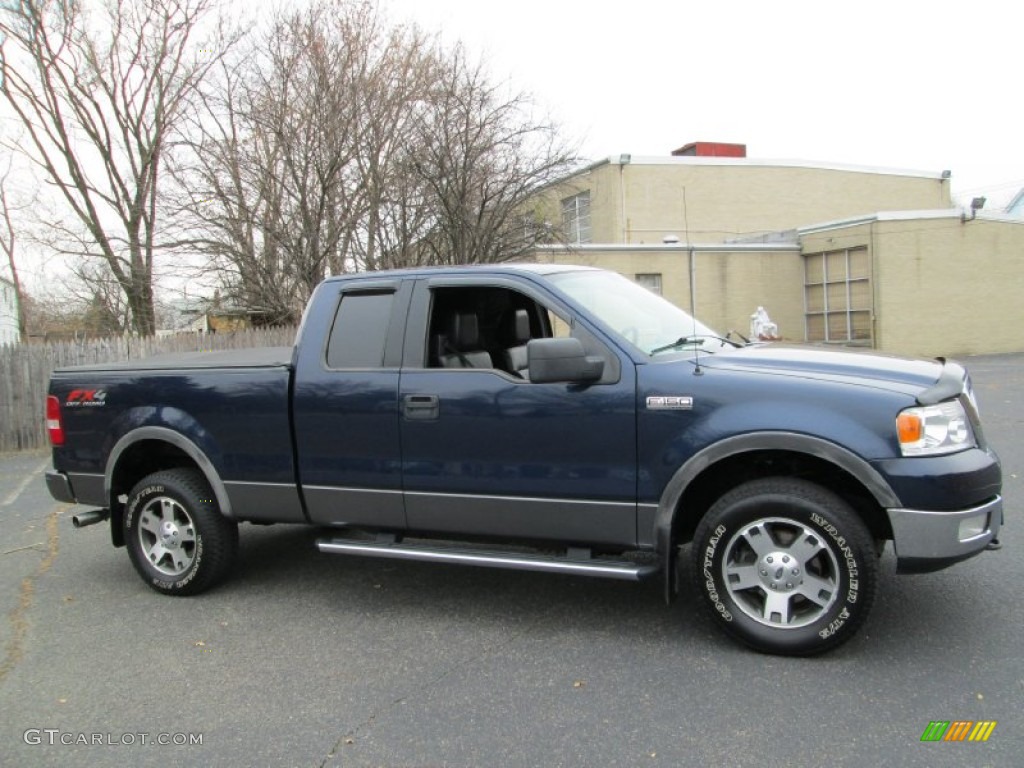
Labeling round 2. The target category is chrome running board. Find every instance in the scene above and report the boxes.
[316,536,659,582]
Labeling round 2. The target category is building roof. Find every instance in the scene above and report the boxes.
[535,241,801,254]
[798,208,1024,235]
[562,154,947,181]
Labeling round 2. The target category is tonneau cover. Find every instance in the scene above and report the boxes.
[53,346,295,373]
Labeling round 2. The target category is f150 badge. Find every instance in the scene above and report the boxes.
[646,396,693,410]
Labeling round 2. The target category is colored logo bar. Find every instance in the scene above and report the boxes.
[921,721,997,742]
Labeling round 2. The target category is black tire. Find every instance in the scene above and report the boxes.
[124,469,238,596]
[691,477,877,656]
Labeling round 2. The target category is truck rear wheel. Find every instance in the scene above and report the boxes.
[692,477,877,655]
[124,469,238,596]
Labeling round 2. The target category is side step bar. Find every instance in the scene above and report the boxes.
[316,536,660,582]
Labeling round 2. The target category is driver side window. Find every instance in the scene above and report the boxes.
[426,286,557,379]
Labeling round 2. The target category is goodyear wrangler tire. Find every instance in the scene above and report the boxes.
[124,469,238,596]
[691,477,877,656]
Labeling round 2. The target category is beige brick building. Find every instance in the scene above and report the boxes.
[799,211,1024,357]
[531,147,1024,357]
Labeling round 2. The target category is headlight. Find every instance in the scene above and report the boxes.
[897,400,975,457]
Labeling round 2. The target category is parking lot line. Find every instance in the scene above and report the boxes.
[2,459,50,507]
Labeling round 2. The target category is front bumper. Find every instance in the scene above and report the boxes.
[888,495,1003,573]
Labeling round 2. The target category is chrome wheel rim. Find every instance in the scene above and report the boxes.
[137,496,197,577]
[721,517,840,628]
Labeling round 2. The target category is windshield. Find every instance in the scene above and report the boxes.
[548,270,730,355]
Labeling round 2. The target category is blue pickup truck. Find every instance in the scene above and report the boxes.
[44,264,1003,655]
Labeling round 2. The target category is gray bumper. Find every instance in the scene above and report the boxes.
[46,470,77,504]
[888,496,1003,573]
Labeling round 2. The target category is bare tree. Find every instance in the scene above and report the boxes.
[0,162,29,343]
[347,16,442,272]
[19,283,119,340]
[169,55,298,324]
[20,291,81,340]
[172,0,443,320]
[171,1,379,322]
[173,0,578,321]
[66,261,132,335]
[404,47,577,267]
[0,0,236,334]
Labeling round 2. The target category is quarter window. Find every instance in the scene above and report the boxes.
[326,291,394,368]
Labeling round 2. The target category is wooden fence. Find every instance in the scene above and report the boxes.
[0,327,297,453]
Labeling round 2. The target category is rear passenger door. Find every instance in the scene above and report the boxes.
[293,278,412,528]
[398,276,638,547]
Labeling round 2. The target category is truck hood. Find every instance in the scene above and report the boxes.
[695,343,948,397]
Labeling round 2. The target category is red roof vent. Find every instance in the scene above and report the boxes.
[672,142,747,158]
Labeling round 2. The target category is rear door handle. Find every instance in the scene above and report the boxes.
[403,394,439,420]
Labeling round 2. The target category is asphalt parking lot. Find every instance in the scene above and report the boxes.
[1,354,1021,768]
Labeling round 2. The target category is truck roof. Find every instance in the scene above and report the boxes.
[320,262,598,284]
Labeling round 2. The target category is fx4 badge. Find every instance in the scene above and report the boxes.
[65,389,108,407]
[646,395,693,410]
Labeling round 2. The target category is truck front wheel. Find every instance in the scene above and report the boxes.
[124,469,238,596]
[691,477,877,655]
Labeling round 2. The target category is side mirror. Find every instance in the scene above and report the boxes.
[527,338,605,384]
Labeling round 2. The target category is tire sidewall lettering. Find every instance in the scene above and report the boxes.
[702,523,733,622]
[810,511,860,606]
[171,536,202,589]
[124,484,164,530]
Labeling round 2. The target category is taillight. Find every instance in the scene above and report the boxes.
[46,395,65,446]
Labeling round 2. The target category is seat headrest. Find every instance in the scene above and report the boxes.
[449,313,481,348]
[511,309,530,344]
[500,308,530,345]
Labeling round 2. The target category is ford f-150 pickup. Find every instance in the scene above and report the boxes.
[44,264,1003,655]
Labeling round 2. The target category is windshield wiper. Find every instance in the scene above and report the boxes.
[649,334,742,356]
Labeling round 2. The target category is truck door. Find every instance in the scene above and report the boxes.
[293,278,412,528]
[398,277,638,547]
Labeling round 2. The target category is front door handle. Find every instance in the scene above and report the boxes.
[403,394,439,420]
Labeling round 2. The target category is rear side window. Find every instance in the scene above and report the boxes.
[326,291,394,368]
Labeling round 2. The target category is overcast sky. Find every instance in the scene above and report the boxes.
[387,0,1024,208]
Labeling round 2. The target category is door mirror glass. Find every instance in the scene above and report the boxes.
[527,338,605,383]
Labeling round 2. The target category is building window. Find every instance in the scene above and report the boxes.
[804,247,872,344]
[634,273,663,295]
[561,191,591,244]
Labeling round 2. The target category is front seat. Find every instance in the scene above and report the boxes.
[438,313,493,369]
[501,309,531,378]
